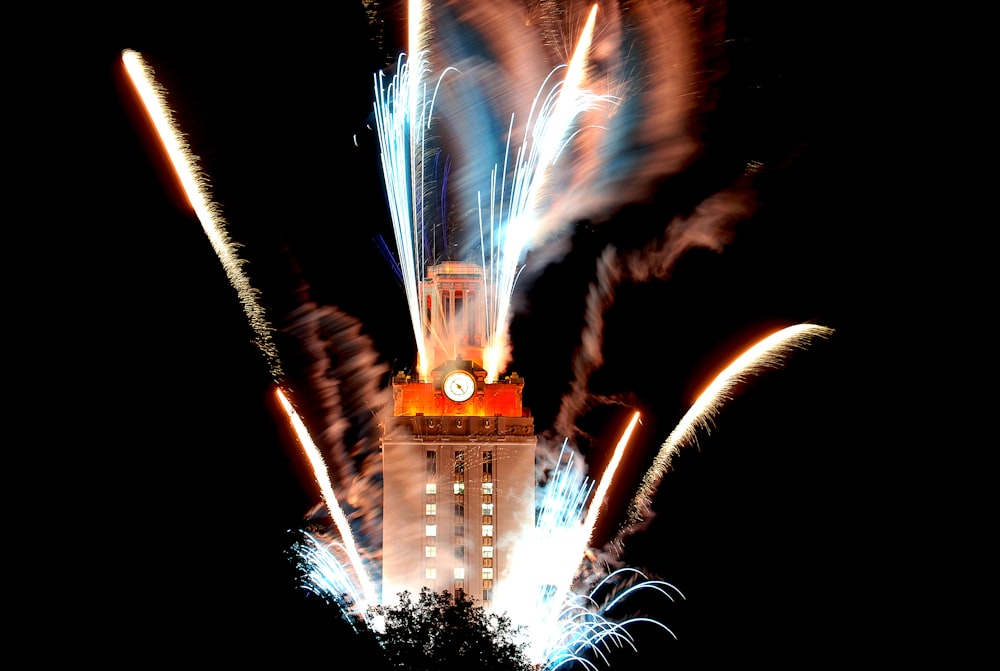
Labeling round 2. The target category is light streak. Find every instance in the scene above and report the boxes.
[512,411,640,652]
[120,49,282,379]
[543,568,682,671]
[582,411,639,547]
[481,3,604,381]
[275,387,379,614]
[295,532,367,613]
[373,53,432,379]
[622,323,835,532]
[122,45,380,621]
[501,441,592,660]
[501,437,681,669]
[373,4,610,382]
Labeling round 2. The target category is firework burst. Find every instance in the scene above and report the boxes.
[120,1,837,667]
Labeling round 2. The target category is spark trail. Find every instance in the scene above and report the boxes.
[374,3,609,382]
[505,426,682,668]
[123,48,380,616]
[581,411,640,547]
[121,49,282,379]
[619,323,835,537]
[480,3,603,380]
[276,388,379,613]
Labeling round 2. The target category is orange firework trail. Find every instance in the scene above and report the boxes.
[622,323,834,532]
[275,388,379,612]
[120,49,282,379]
[583,410,641,547]
[122,48,377,611]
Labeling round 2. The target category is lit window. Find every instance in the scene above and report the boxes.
[482,524,493,537]
[425,568,436,579]
[482,503,493,516]
[425,546,436,557]
[425,483,436,495]
[482,546,493,559]
[454,568,465,580]
[425,524,437,536]
[454,482,465,495]
[482,482,493,495]
[482,568,493,580]
[425,503,437,516]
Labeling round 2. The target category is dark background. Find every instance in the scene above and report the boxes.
[29,1,944,666]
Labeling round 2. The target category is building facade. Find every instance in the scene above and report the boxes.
[381,262,536,609]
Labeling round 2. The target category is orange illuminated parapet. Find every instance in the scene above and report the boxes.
[392,359,527,418]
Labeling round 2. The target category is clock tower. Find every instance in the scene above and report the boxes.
[380,262,536,611]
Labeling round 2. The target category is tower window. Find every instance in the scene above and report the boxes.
[426,451,436,475]
[482,524,493,537]
[425,568,436,579]
[425,503,437,516]
[425,525,437,537]
[425,483,437,495]
[425,546,436,558]
[482,482,493,495]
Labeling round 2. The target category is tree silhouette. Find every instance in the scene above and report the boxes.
[370,588,536,671]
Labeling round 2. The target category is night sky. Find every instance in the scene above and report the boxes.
[42,1,935,665]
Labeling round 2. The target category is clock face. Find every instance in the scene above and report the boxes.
[443,370,476,402]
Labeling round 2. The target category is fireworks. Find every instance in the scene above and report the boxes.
[121,1,836,667]
[121,49,282,380]
[374,2,611,382]
[275,387,379,612]
[620,324,836,537]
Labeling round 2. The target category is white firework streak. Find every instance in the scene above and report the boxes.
[505,434,681,669]
[545,569,682,671]
[481,3,606,381]
[373,3,611,382]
